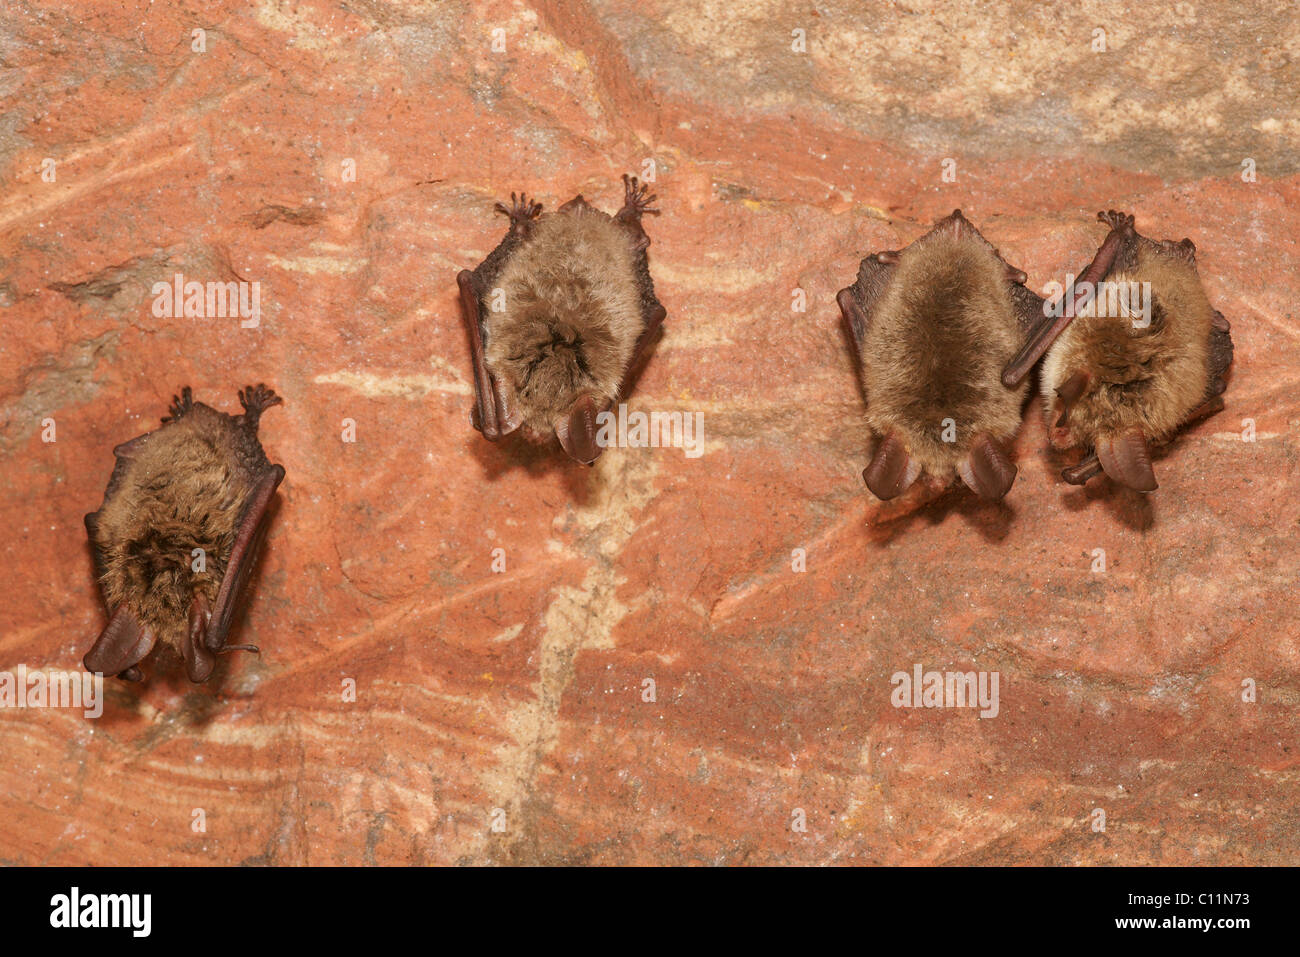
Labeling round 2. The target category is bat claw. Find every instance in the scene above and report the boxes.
[163,386,194,423]
[239,384,283,430]
[240,384,282,413]
[621,173,659,216]
[1098,209,1135,233]
[496,191,543,227]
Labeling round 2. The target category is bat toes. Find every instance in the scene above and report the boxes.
[621,174,659,215]
[496,193,542,224]
[240,383,282,413]
[1099,209,1135,232]
[165,386,194,421]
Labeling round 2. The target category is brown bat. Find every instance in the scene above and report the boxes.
[456,174,667,464]
[82,385,285,683]
[1002,210,1233,491]
[837,209,1046,500]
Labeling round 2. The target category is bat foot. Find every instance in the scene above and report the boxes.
[619,174,659,218]
[1098,209,1135,233]
[239,384,283,429]
[162,386,194,423]
[494,192,543,229]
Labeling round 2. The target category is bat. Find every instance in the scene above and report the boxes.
[82,384,285,683]
[1002,210,1234,491]
[456,174,667,464]
[837,209,1046,500]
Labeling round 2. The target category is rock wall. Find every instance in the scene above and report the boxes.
[0,0,1296,864]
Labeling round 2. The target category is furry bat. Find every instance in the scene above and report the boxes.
[456,174,667,465]
[837,209,1046,501]
[82,385,285,683]
[1002,210,1233,491]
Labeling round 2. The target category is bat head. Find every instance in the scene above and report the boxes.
[1040,253,1222,491]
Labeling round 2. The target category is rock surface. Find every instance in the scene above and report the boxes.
[0,0,1296,865]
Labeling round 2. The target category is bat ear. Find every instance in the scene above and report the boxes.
[182,594,216,683]
[958,434,1017,500]
[1096,429,1157,491]
[863,432,919,500]
[555,393,605,465]
[1054,370,1091,428]
[83,605,156,678]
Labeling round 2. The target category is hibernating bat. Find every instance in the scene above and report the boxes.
[456,174,667,465]
[837,209,1046,500]
[1001,210,1233,491]
[82,385,285,683]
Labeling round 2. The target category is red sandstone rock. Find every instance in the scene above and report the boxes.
[0,0,1296,865]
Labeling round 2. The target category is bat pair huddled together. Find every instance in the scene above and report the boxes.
[836,208,1234,501]
[80,182,1234,686]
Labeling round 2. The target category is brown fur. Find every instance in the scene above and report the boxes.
[1042,246,1215,450]
[484,206,645,437]
[87,391,279,653]
[860,228,1030,481]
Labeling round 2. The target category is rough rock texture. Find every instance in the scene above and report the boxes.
[1,1,1297,865]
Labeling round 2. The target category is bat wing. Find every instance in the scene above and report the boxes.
[837,254,896,363]
[183,464,284,681]
[613,175,667,400]
[458,269,522,441]
[1003,210,1134,387]
[1009,282,1048,336]
[1205,311,1233,400]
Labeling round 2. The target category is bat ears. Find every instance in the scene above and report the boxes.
[555,393,606,466]
[1061,430,1158,491]
[863,432,920,500]
[864,433,1018,502]
[83,605,155,680]
[1096,429,1158,491]
[958,434,1018,501]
